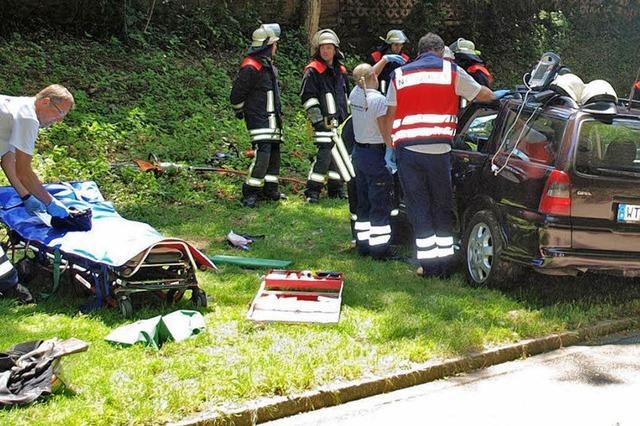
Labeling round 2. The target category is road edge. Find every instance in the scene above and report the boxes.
[172,317,638,426]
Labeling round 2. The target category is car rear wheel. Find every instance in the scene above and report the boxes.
[464,210,520,288]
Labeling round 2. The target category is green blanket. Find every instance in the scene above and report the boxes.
[105,310,205,349]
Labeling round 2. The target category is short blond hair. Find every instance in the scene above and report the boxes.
[35,84,75,109]
[353,63,375,89]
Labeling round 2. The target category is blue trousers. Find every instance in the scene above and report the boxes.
[353,144,392,258]
[396,147,455,275]
[0,246,18,292]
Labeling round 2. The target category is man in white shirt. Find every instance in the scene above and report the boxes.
[349,63,394,259]
[0,84,74,303]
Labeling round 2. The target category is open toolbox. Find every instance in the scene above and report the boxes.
[247,269,344,324]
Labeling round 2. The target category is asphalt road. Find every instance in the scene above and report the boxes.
[264,331,640,426]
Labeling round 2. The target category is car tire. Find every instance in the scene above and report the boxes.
[464,210,521,288]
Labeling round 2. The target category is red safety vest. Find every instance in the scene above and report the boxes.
[391,54,459,148]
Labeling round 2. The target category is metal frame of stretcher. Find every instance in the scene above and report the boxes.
[3,230,208,318]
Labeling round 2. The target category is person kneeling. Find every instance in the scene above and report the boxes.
[349,64,393,260]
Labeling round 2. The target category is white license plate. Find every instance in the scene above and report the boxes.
[617,204,640,222]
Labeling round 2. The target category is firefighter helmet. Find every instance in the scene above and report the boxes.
[551,73,585,103]
[250,23,281,49]
[581,79,618,105]
[450,38,482,62]
[380,29,408,44]
[312,29,340,50]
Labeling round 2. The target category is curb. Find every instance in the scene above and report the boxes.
[172,317,639,426]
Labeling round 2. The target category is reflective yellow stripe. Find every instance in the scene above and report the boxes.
[416,236,436,248]
[369,234,391,246]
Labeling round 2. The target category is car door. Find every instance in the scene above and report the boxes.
[451,103,500,232]
[488,104,568,255]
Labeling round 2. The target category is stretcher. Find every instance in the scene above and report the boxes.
[0,181,215,317]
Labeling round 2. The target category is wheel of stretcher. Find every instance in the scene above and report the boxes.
[118,296,134,318]
[191,288,207,309]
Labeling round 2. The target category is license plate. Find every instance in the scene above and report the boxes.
[617,204,640,222]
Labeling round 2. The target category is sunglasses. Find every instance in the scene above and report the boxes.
[49,99,65,116]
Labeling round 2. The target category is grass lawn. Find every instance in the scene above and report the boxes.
[2,193,640,425]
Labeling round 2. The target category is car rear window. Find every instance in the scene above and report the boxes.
[500,109,566,166]
[575,119,640,178]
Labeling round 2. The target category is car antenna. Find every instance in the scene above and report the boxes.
[626,64,640,111]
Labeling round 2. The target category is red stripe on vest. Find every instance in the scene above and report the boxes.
[467,64,494,86]
[241,57,263,71]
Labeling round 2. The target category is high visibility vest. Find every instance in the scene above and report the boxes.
[390,53,459,148]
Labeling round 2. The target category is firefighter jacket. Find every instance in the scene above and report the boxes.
[466,63,494,89]
[300,58,350,142]
[368,47,410,95]
[230,54,283,144]
[390,53,460,149]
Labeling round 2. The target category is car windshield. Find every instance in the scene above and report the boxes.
[576,119,640,177]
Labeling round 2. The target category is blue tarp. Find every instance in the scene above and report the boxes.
[0,181,165,267]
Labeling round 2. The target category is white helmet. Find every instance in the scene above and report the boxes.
[250,23,281,49]
[581,79,618,105]
[550,73,585,102]
[381,29,408,44]
[312,29,340,50]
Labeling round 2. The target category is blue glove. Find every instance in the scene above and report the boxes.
[22,195,46,215]
[494,89,510,99]
[46,198,70,218]
[384,147,397,174]
[383,54,406,65]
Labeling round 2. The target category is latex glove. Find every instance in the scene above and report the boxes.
[46,198,70,218]
[383,54,406,65]
[384,147,397,174]
[22,195,46,214]
[493,89,510,99]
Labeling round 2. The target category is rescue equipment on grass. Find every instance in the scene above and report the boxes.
[247,269,344,324]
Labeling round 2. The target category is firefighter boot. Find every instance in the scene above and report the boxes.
[242,184,260,208]
[327,181,347,199]
[262,183,287,202]
[304,181,323,204]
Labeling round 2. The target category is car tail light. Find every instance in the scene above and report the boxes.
[539,169,571,216]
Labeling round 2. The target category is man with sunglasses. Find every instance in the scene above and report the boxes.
[0,84,74,303]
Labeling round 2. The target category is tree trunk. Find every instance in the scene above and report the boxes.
[304,0,321,52]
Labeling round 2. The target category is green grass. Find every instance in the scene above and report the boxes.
[3,194,640,425]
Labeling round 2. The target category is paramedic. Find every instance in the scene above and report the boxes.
[349,63,393,259]
[384,33,495,278]
[0,84,74,303]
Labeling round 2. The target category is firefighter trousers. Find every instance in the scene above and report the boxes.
[243,141,281,199]
[305,142,344,198]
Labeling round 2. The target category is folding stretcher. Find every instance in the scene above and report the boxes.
[0,181,215,317]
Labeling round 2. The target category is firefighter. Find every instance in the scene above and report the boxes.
[301,29,352,203]
[349,63,393,259]
[230,23,284,208]
[368,30,410,95]
[449,38,494,89]
[384,33,496,278]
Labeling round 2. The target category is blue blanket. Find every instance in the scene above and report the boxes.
[0,182,167,267]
